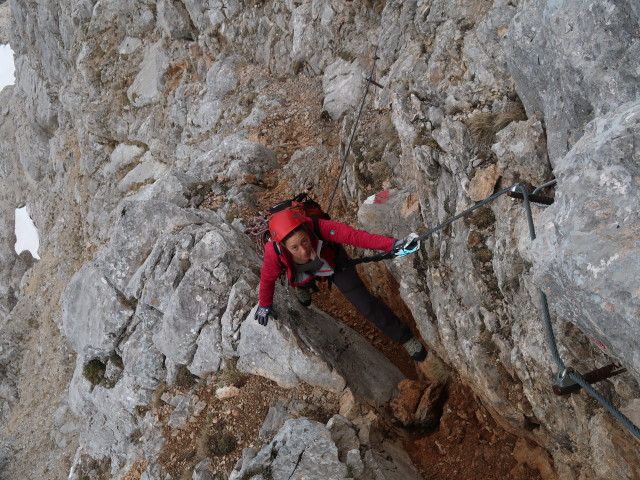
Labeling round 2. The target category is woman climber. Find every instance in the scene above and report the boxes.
[254,207,427,361]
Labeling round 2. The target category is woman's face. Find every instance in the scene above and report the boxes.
[283,229,313,262]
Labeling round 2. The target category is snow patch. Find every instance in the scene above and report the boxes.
[15,207,40,259]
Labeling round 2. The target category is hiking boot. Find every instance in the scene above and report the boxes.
[403,337,427,362]
[293,286,312,307]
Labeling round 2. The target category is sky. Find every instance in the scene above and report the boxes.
[1,43,40,259]
[0,43,14,89]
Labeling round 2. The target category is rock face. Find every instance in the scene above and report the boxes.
[531,101,640,379]
[0,0,639,479]
[0,2,10,44]
[506,0,640,162]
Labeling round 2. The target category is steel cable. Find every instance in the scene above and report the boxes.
[350,182,640,442]
[326,48,380,216]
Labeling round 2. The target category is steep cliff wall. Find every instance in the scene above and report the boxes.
[0,0,638,479]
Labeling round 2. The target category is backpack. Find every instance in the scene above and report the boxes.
[246,191,330,258]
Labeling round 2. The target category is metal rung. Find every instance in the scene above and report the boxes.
[507,190,554,205]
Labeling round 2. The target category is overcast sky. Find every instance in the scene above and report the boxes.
[0,43,14,89]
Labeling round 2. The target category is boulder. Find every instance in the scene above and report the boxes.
[467,164,500,202]
[280,145,334,194]
[258,399,310,441]
[492,117,552,187]
[232,415,423,480]
[322,58,366,121]
[390,379,445,427]
[238,295,404,406]
[157,0,196,40]
[230,419,348,480]
[362,440,424,480]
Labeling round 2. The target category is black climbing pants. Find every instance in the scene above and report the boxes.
[330,246,413,345]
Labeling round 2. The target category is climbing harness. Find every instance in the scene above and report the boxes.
[352,181,640,442]
[326,48,383,216]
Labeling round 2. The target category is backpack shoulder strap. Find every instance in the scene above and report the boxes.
[272,241,285,267]
[310,216,325,242]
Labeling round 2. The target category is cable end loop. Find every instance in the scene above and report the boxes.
[555,367,577,388]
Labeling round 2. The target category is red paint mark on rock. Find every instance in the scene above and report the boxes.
[373,189,390,204]
[590,336,608,351]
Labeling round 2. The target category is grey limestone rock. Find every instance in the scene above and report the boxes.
[0,1,10,44]
[322,58,366,121]
[61,262,134,358]
[144,226,239,365]
[157,0,196,41]
[357,188,421,238]
[140,223,260,368]
[3,0,640,478]
[0,203,36,322]
[506,0,640,161]
[119,313,166,390]
[233,415,422,480]
[192,458,215,480]
[362,440,424,480]
[96,200,207,292]
[238,301,347,393]
[258,400,290,441]
[492,116,552,187]
[167,394,194,430]
[279,145,334,194]
[191,274,258,376]
[230,418,348,480]
[238,293,404,405]
[140,462,170,480]
[327,414,360,461]
[127,40,169,108]
[258,399,310,441]
[531,100,640,380]
[176,133,277,181]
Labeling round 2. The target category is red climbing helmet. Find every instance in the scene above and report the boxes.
[268,207,306,244]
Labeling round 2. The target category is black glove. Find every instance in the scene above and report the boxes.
[392,233,420,257]
[255,305,278,326]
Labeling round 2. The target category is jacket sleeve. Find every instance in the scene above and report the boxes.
[317,219,396,251]
[258,243,284,307]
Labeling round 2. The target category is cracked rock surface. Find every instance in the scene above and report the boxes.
[1,0,639,479]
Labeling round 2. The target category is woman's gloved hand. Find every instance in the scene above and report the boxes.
[392,233,420,257]
[255,305,278,326]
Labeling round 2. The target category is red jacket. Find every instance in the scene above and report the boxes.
[258,217,396,306]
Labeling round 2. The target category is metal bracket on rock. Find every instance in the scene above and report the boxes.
[553,363,627,396]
